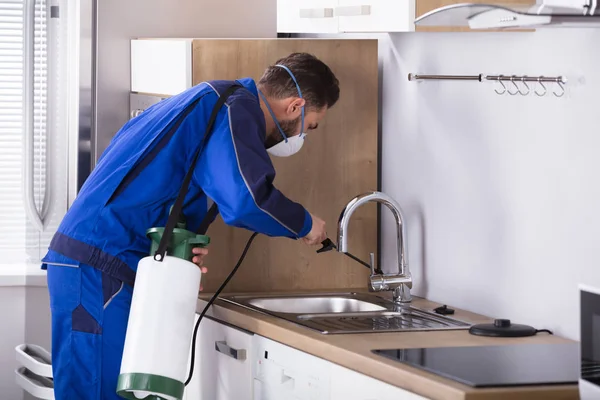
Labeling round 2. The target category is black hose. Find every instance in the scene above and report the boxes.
[184,231,259,386]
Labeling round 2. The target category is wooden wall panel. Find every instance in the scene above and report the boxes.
[191,39,378,293]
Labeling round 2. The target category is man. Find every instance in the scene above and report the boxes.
[41,52,340,399]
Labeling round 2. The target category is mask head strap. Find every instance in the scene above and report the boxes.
[257,89,290,142]
[275,64,305,136]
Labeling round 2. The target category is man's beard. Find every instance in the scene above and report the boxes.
[264,115,300,148]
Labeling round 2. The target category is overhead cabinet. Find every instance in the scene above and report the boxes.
[277,0,542,33]
[277,0,416,32]
[277,0,340,33]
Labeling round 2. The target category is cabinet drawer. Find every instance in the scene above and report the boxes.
[184,316,254,400]
[277,0,339,33]
[337,0,416,32]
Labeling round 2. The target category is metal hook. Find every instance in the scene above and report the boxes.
[519,76,530,95]
[507,75,519,96]
[535,76,546,96]
[494,75,506,95]
[553,78,565,97]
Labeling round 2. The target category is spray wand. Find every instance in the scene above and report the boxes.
[316,238,374,271]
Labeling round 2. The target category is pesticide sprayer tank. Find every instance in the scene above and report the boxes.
[116,220,209,400]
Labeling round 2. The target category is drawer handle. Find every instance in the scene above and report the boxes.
[335,5,371,17]
[281,369,295,384]
[299,8,334,18]
[215,341,246,360]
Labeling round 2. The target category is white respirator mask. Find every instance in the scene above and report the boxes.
[266,132,306,157]
[259,64,306,158]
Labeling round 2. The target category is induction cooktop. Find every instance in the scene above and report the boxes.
[372,342,579,388]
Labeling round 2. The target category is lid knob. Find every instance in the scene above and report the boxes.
[494,319,511,328]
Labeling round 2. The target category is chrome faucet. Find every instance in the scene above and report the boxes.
[337,191,413,303]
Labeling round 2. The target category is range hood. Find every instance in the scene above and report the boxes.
[415,2,600,29]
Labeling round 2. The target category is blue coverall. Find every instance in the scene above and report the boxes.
[41,78,313,399]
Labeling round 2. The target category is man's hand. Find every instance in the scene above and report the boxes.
[302,213,327,246]
[192,247,209,291]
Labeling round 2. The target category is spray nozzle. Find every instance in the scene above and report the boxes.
[317,238,337,253]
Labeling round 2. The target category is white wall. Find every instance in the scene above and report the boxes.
[0,264,51,400]
[0,287,26,400]
[22,285,51,400]
[379,29,600,340]
[0,279,51,400]
[24,286,51,351]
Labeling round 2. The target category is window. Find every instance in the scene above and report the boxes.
[0,0,59,264]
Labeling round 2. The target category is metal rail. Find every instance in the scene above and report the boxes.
[408,73,567,97]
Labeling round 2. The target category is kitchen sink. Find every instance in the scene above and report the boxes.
[246,296,387,314]
[219,292,472,334]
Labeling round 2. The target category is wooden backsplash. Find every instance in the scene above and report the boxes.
[190,39,379,293]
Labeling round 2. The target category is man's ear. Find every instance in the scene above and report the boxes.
[286,98,305,116]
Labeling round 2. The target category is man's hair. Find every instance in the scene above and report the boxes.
[258,53,340,110]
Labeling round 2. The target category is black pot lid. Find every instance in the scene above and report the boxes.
[469,319,538,337]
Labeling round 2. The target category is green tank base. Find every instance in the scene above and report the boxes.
[146,207,210,261]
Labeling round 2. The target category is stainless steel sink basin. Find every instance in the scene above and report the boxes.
[246,296,387,314]
[219,292,472,334]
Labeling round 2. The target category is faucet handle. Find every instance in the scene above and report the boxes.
[369,252,375,275]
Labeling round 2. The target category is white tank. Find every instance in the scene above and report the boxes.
[117,255,201,400]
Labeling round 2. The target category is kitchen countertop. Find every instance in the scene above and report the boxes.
[197,289,579,400]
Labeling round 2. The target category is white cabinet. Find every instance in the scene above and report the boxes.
[336,0,415,32]
[253,335,427,400]
[277,0,339,33]
[253,336,331,400]
[277,0,416,33]
[185,316,427,400]
[184,316,254,400]
[330,363,428,400]
[130,39,193,96]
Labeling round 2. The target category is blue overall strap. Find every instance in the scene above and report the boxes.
[105,98,204,205]
[154,84,241,261]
